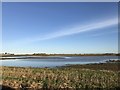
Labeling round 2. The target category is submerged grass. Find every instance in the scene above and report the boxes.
[0,62,120,89]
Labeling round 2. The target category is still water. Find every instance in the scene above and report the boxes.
[0,56,118,68]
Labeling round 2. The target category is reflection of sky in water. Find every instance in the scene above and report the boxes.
[0,56,118,68]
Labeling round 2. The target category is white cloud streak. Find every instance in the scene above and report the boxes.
[5,17,118,46]
[33,17,117,42]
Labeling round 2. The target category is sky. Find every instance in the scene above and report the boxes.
[2,2,118,54]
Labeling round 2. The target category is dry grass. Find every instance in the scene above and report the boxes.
[0,62,119,89]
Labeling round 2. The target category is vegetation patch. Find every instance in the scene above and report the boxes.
[0,62,119,89]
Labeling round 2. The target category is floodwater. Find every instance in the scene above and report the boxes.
[0,56,118,68]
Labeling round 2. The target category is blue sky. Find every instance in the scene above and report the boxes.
[2,2,118,54]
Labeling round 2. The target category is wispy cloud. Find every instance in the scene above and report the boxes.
[5,17,118,46]
[33,17,117,41]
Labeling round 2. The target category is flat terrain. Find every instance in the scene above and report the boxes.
[0,61,119,90]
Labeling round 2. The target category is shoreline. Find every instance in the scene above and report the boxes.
[1,59,120,69]
[0,55,119,60]
[1,53,119,57]
[0,56,66,60]
[59,60,120,71]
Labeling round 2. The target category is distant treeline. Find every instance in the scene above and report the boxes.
[1,53,119,57]
[32,53,120,56]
